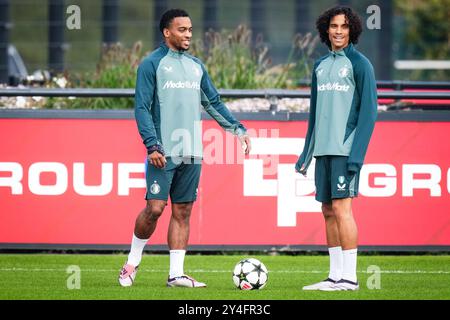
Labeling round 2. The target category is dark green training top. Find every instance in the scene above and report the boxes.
[135,42,247,158]
[297,43,378,174]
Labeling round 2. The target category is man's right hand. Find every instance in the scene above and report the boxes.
[148,151,167,168]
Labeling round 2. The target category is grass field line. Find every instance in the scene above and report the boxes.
[1,267,449,274]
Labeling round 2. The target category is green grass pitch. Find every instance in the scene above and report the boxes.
[0,254,449,300]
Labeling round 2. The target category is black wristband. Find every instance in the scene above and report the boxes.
[148,144,165,156]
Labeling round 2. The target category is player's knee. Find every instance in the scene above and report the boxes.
[172,203,193,221]
[322,203,334,219]
[332,202,351,219]
[144,203,165,221]
[331,202,343,215]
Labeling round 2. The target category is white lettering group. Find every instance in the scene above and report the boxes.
[318,82,350,92]
[1,139,448,228]
[162,80,200,90]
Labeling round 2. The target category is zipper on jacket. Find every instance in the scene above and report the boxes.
[328,52,337,80]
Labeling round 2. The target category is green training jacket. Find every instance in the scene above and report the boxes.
[135,42,247,158]
[296,43,378,174]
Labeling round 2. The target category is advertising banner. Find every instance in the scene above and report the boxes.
[0,118,448,247]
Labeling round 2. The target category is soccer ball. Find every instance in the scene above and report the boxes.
[232,258,268,290]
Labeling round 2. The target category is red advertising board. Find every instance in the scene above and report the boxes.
[0,118,449,247]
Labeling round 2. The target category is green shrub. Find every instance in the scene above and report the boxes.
[46,41,142,109]
[46,25,318,109]
[190,24,319,89]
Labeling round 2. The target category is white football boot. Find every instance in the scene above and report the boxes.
[167,275,207,288]
[302,278,337,291]
[118,263,139,287]
[320,279,359,291]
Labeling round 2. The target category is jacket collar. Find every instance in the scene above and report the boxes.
[330,43,354,57]
[161,42,185,58]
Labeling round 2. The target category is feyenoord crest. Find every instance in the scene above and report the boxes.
[337,176,346,191]
[150,181,161,194]
[338,66,349,78]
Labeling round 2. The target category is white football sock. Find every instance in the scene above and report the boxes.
[342,248,358,283]
[169,250,186,279]
[328,246,343,281]
[126,234,149,267]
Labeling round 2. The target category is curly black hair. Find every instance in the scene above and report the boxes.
[316,6,362,49]
[159,9,190,34]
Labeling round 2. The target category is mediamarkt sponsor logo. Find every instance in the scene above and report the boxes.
[318,82,350,92]
[163,80,200,90]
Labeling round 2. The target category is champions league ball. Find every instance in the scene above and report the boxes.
[232,258,268,290]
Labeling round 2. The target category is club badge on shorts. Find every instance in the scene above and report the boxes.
[150,181,161,194]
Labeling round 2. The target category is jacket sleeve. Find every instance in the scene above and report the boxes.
[347,59,378,172]
[295,63,318,174]
[199,63,247,136]
[134,59,161,153]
